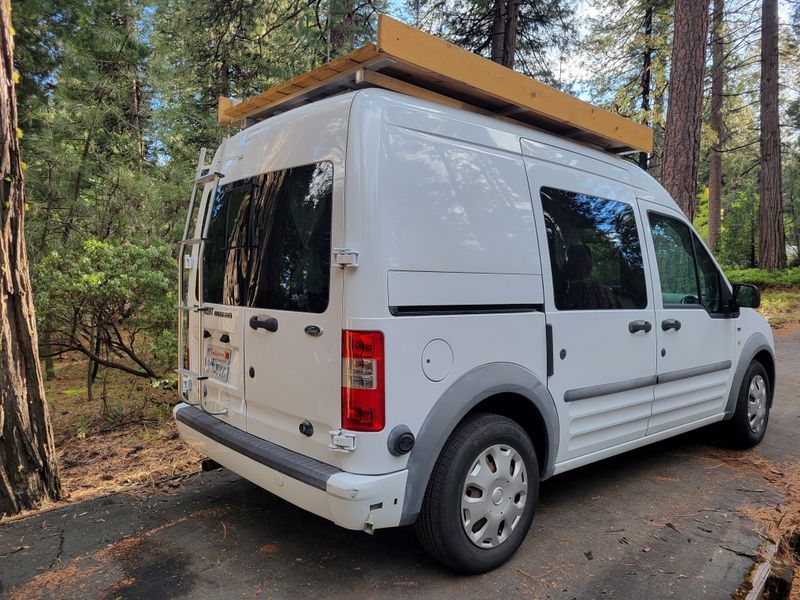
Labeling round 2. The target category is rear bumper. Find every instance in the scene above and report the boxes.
[174,403,407,531]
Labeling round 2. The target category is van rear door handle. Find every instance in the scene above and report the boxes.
[249,316,278,332]
[628,320,652,334]
[661,319,682,332]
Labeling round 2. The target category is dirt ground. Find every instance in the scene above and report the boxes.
[26,358,201,513]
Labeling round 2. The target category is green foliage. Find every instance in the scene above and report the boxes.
[32,239,176,376]
[724,267,800,289]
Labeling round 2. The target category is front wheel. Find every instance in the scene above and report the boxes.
[723,360,771,448]
[414,413,539,573]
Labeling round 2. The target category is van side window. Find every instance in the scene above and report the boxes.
[541,187,647,311]
[648,213,721,312]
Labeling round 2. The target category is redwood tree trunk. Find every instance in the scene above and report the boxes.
[708,0,725,251]
[661,0,710,221]
[0,0,62,515]
[758,0,786,270]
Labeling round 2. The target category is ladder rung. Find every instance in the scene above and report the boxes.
[175,368,209,381]
[179,237,205,246]
[194,171,223,186]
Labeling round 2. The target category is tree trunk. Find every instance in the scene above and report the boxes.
[328,0,355,58]
[708,0,724,251]
[661,0,710,222]
[490,0,519,68]
[758,0,786,271]
[638,4,653,171]
[0,0,62,516]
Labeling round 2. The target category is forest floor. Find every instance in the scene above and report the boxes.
[33,358,202,511]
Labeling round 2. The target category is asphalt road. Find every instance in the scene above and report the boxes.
[2,328,798,600]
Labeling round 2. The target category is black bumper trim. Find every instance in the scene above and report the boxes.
[175,405,341,490]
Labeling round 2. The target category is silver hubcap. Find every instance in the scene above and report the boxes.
[747,374,768,433]
[461,444,528,549]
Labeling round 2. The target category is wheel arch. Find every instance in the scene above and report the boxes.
[399,362,558,526]
[752,349,775,406]
[724,332,775,417]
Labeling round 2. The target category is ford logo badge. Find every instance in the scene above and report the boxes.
[304,325,323,337]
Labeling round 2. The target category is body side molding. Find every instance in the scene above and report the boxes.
[564,360,734,404]
[657,360,731,384]
[564,375,656,403]
[399,362,559,526]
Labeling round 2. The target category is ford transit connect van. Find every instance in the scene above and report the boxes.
[174,42,775,573]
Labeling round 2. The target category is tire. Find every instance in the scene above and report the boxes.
[723,360,771,449]
[414,413,539,573]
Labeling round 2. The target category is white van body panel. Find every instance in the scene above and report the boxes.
[176,88,775,532]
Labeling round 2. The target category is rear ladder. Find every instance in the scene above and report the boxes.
[176,147,227,415]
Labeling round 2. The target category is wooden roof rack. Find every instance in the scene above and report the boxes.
[218,15,653,154]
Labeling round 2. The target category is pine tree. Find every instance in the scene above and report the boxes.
[758,0,786,270]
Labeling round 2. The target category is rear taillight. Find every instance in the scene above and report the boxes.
[342,330,385,432]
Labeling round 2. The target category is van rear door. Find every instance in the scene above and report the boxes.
[241,161,344,463]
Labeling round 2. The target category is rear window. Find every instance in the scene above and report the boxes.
[202,161,333,313]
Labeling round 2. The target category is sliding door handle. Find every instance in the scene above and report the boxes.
[628,320,652,334]
[661,319,682,332]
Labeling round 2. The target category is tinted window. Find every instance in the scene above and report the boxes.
[541,187,647,310]
[648,213,722,311]
[693,238,721,312]
[248,162,333,313]
[202,162,333,313]
[648,214,699,306]
[203,184,251,306]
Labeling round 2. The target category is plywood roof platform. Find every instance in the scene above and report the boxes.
[218,15,653,155]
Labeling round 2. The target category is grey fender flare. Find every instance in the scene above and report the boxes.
[723,332,774,418]
[399,362,559,526]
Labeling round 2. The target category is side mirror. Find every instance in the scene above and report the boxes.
[733,283,761,309]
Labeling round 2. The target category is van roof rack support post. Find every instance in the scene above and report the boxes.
[217,14,653,155]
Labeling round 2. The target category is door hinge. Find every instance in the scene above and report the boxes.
[329,430,357,452]
[333,248,359,268]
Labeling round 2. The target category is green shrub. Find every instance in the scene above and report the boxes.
[724,267,800,289]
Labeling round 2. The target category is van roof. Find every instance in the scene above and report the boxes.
[217,15,653,155]
[216,88,680,216]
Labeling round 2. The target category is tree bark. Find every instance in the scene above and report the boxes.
[638,4,653,171]
[758,0,786,270]
[661,0,710,222]
[708,0,725,251]
[0,0,62,516]
[490,0,519,68]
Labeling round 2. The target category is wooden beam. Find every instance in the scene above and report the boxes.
[223,45,380,121]
[217,96,241,127]
[376,15,653,154]
[354,69,494,117]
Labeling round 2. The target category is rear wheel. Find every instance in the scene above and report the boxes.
[723,360,771,448]
[414,413,539,573]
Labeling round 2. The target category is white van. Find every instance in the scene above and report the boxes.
[174,87,774,573]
